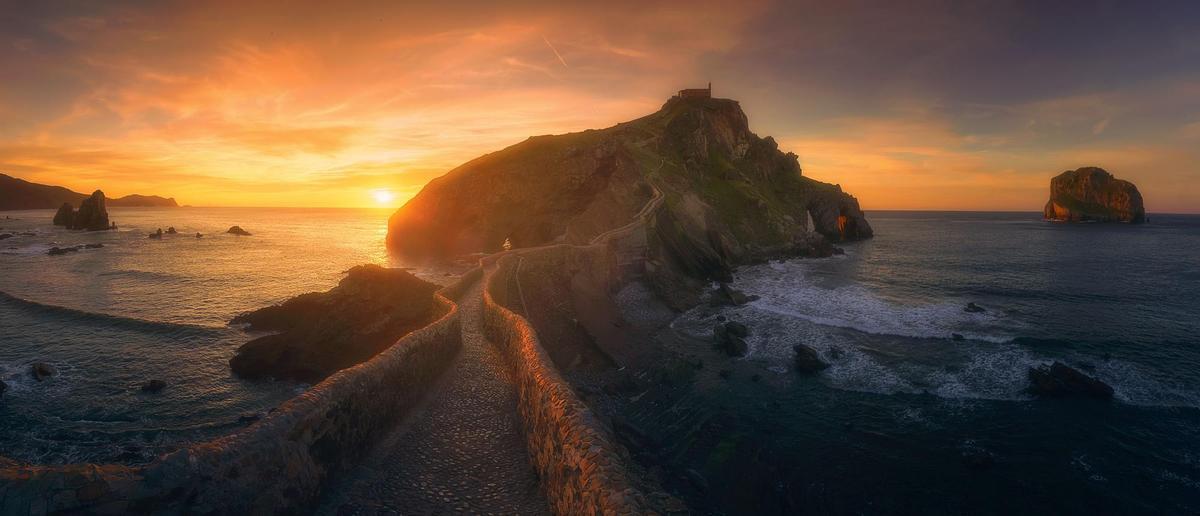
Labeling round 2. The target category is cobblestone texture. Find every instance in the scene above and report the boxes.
[319,281,550,515]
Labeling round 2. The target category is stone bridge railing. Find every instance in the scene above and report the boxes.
[477,184,667,515]
[0,270,479,515]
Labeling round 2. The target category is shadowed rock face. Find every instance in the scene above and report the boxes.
[1043,167,1145,223]
[229,265,439,383]
[387,94,872,276]
[68,190,110,231]
[52,203,75,226]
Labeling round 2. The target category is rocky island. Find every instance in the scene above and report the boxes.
[1043,167,1145,223]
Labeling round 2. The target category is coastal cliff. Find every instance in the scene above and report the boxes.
[387,95,872,301]
[0,173,178,210]
[1043,167,1145,223]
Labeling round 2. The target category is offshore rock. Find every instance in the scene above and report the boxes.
[68,190,110,231]
[229,265,439,383]
[793,344,828,373]
[1028,361,1114,399]
[227,225,252,236]
[52,202,75,226]
[1043,167,1145,223]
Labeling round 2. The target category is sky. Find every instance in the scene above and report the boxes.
[1,0,1197,211]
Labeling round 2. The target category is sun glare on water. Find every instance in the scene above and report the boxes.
[371,189,396,206]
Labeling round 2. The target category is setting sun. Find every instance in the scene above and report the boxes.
[371,189,396,206]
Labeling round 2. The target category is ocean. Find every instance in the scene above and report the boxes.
[2,208,1198,512]
[0,207,405,464]
[669,211,1200,513]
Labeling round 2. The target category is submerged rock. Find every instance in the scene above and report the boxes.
[792,344,828,373]
[1028,361,1114,399]
[229,264,439,383]
[30,362,56,381]
[140,379,167,393]
[964,302,985,313]
[226,225,252,236]
[165,226,177,234]
[1043,167,1145,223]
[713,322,748,356]
[47,246,78,256]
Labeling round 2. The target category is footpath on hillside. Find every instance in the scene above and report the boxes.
[317,280,549,515]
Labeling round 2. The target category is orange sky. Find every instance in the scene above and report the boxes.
[2,1,1198,212]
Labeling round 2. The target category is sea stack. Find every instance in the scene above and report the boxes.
[68,190,111,231]
[1043,167,1145,223]
[52,203,75,226]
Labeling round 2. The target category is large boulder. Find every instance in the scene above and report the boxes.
[52,202,75,226]
[229,265,440,383]
[68,190,110,231]
[713,321,749,356]
[1028,361,1114,399]
[1043,167,1145,223]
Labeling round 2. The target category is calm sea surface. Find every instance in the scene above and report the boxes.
[671,211,1200,513]
[0,207,409,464]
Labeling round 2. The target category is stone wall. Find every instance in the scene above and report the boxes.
[0,279,469,515]
[481,255,651,515]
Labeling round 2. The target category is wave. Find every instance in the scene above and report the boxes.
[0,290,225,336]
[96,269,181,282]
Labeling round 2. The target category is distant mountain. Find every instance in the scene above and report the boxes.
[0,173,178,210]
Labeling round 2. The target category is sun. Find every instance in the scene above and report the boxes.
[371,189,395,206]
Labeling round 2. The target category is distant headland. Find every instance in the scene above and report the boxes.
[0,173,178,211]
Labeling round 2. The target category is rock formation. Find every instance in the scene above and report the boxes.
[793,344,829,373]
[386,94,873,307]
[67,190,110,231]
[1028,361,1113,399]
[52,203,75,226]
[227,226,252,236]
[229,265,439,383]
[1043,167,1145,223]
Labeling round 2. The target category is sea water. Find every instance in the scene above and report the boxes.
[669,211,1200,513]
[0,207,406,464]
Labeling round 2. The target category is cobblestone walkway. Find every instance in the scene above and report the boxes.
[317,280,549,515]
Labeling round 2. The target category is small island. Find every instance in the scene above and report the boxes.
[1043,167,1145,223]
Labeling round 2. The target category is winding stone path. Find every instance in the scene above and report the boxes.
[317,280,549,515]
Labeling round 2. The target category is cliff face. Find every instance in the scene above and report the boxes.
[387,95,872,274]
[0,173,178,210]
[1043,167,1145,223]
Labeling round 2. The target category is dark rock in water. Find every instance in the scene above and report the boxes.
[237,413,262,424]
[31,362,56,381]
[195,232,203,238]
[1043,167,1145,223]
[52,202,75,226]
[68,190,110,231]
[713,323,748,357]
[952,333,965,341]
[229,264,439,383]
[964,302,985,313]
[724,321,749,338]
[165,226,177,234]
[793,344,828,373]
[47,246,78,256]
[149,228,163,239]
[140,379,167,393]
[227,225,252,236]
[1028,361,1114,399]
[0,234,11,240]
